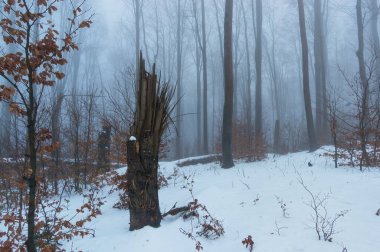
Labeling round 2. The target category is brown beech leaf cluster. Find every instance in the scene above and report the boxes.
[0,0,92,111]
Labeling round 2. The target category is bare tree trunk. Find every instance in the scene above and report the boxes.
[327,98,338,168]
[356,0,369,170]
[266,13,282,152]
[242,4,252,146]
[314,0,328,140]
[255,0,263,137]
[297,0,318,151]
[322,0,329,136]
[68,89,81,192]
[222,0,234,169]
[213,0,224,64]
[233,6,240,120]
[134,0,141,87]
[26,96,37,252]
[369,0,380,165]
[141,7,151,67]
[153,0,159,64]
[201,0,209,155]
[26,112,37,252]
[196,36,202,155]
[369,0,380,100]
[191,0,202,155]
[175,0,182,159]
[0,104,11,157]
[0,13,15,158]
[51,92,64,194]
[24,20,38,252]
[83,89,95,188]
[98,121,112,172]
[274,119,280,154]
[370,0,380,70]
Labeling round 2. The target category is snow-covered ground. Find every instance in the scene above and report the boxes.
[63,147,380,252]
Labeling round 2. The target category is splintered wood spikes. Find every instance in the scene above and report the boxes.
[133,52,175,156]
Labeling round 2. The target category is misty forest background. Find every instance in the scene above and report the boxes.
[0,0,380,250]
[1,0,379,162]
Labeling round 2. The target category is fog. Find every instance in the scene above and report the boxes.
[1,0,379,161]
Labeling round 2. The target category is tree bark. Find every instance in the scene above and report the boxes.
[97,123,112,171]
[196,33,202,155]
[297,0,318,151]
[201,0,209,155]
[369,0,380,99]
[255,0,263,137]
[175,0,183,159]
[232,7,240,120]
[25,20,38,252]
[274,119,280,154]
[51,92,63,194]
[356,0,369,169]
[134,0,141,89]
[314,0,328,140]
[221,0,234,169]
[242,4,252,146]
[213,0,224,65]
[127,136,161,230]
[191,0,202,155]
[26,109,37,252]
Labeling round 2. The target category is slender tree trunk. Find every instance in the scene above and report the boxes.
[51,93,63,194]
[201,0,209,155]
[141,8,151,67]
[26,74,37,252]
[297,0,318,151]
[0,13,15,158]
[191,0,202,155]
[213,0,224,64]
[196,37,202,155]
[232,5,241,120]
[322,0,329,135]
[0,104,11,157]
[70,92,81,192]
[314,0,322,138]
[242,5,252,145]
[266,25,281,152]
[213,0,225,115]
[26,111,37,252]
[176,0,182,159]
[98,123,112,171]
[255,0,263,137]
[369,0,380,164]
[370,0,380,98]
[274,119,280,154]
[370,0,380,66]
[222,0,234,169]
[134,0,141,87]
[153,0,159,64]
[314,0,327,140]
[83,91,95,188]
[25,22,37,252]
[356,0,369,169]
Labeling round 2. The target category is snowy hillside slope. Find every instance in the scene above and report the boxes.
[63,148,380,252]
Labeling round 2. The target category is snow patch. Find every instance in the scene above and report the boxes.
[129,136,137,141]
